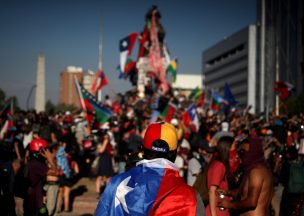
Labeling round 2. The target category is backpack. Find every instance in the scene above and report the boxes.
[288,161,304,193]
[193,167,209,206]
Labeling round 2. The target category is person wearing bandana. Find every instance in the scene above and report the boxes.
[218,137,274,216]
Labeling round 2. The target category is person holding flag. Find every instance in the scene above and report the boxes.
[95,122,205,215]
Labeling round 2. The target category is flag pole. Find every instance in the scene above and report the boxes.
[74,76,91,134]
[275,34,280,116]
[97,21,103,102]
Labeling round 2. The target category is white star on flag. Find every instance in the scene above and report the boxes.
[115,176,134,214]
[122,40,128,48]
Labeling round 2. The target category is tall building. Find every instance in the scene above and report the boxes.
[35,54,46,112]
[203,25,258,112]
[203,0,303,114]
[257,0,303,113]
[59,66,95,107]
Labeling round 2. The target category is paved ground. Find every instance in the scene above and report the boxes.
[57,178,99,216]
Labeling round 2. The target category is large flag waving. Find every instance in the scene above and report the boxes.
[189,87,203,102]
[223,83,238,114]
[0,99,14,139]
[75,77,112,133]
[95,158,198,216]
[182,103,200,131]
[160,102,177,123]
[211,90,225,112]
[224,83,237,106]
[274,81,294,101]
[119,33,138,74]
[92,69,108,94]
[167,59,177,82]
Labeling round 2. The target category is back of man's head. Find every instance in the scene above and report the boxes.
[143,122,178,162]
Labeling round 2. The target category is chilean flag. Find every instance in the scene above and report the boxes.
[95,158,199,216]
[274,81,294,101]
[92,69,108,94]
[182,103,199,132]
[119,33,138,73]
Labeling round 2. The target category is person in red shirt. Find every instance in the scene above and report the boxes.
[206,136,234,216]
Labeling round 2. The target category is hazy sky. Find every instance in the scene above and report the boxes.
[0,0,256,109]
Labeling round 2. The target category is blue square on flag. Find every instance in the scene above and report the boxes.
[119,36,129,52]
[188,104,197,120]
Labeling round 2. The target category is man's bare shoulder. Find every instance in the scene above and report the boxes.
[249,164,270,173]
[248,164,272,181]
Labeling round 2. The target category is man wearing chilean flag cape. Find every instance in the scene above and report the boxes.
[95,122,205,215]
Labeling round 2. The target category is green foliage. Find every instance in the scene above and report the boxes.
[7,96,20,112]
[45,100,56,115]
[0,88,6,106]
[54,103,79,114]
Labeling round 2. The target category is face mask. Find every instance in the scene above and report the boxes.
[203,155,210,163]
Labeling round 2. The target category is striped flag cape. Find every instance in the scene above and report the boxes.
[75,78,112,133]
[95,158,200,216]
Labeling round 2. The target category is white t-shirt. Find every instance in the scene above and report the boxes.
[174,155,184,178]
[187,157,201,186]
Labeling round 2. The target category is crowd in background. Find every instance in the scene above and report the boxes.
[1,88,304,216]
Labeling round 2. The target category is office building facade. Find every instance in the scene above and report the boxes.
[203,25,258,113]
[257,0,303,113]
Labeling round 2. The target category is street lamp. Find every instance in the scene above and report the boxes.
[26,85,37,110]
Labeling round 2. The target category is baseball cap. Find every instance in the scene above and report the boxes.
[143,122,178,153]
[212,131,234,143]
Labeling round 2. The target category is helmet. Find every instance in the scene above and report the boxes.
[143,122,178,153]
[29,139,48,152]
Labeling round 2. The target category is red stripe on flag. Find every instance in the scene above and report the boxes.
[149,168,197,215]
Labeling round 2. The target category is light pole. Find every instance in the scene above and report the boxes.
[26,85,37,110]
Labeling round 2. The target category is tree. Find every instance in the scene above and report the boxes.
[55,103,79,114]
[0,88,6,106]
[7,96,20,112]
[45,100,56,115]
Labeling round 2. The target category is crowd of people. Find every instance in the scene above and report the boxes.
[1,88,304,216]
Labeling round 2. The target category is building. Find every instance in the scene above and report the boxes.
[257,0,303,113]
[203,25,258,112]
[172,74,202,95]
[203,0,303,114]
[59,66,95,107]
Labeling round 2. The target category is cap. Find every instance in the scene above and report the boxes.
[212,131,234,143]
[144,122,178,153]
[29,139,48,151]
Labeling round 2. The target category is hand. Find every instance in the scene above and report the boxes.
[40,149,53,161]
[216,189,227,197]
[217,198,231,209]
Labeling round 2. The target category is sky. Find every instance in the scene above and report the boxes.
[0,0,256,109]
